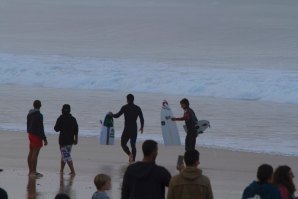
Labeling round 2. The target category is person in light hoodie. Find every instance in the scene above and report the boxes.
[167,149,213,199]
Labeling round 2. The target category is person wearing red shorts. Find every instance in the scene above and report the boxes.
[27,100,48,177]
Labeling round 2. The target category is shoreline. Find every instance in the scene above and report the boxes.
[1,84,298,157]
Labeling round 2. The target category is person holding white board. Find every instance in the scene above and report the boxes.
[110,94,144,164]
[171,98,199,151]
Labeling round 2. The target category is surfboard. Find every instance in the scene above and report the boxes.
[161,100,181,145]
[99,113,115,145]
[183,120,211,134]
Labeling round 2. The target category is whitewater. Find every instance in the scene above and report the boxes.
[1,53,298,104]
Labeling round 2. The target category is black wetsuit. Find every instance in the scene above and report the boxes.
[113,102,144,161]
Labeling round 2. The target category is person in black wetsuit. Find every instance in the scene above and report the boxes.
[110,94,144,163]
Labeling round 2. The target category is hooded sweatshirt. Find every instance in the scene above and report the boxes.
[121,161,171,199]
[242,181,282,199]
[27,109,47,141]
[54,113,78,146]
[167,167,213,199]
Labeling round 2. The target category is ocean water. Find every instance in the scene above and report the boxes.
[1,53,298,104]
[0,53,298,157]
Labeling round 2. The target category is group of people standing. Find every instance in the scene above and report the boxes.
[92,140,213,199]
[27,100,78,177]
[25,94,213,199]
[242,164,298,199]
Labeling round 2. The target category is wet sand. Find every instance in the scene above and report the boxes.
[1,126,298,199]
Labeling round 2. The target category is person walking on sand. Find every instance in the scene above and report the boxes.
[54,104,78,175]
[27,100,48,177]
[242,164,281,199]
[109,94,144,163]
[171,98,199,151]
[167,149,213,199]
[121,140,171,199]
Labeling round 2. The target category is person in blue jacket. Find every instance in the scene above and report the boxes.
[242,164,282,199]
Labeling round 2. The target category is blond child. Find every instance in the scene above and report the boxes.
[92,173,111,199]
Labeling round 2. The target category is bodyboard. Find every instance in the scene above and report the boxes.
[160,100,181,145]
[99,114,115,145]
[183,120,210,134]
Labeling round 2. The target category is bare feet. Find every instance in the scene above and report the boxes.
[128,154,134,164]
[69,172,76,176]
[29,172,43,178]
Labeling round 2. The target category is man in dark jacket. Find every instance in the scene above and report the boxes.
[110,94,144,163]
[242,164,282,199]
[54,104,78,175]
[172,98,199,151]
[27,100,48,177]
[121,140,171,199]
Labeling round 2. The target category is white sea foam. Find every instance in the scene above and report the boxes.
[1,53,298,104]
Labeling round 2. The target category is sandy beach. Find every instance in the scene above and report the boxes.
[0,86,297,199]
[0,129,298,199]
[1,0,298,198]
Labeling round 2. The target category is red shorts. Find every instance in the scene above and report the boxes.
[28,133,43,148]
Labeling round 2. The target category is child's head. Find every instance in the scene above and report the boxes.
[94,173,111,191]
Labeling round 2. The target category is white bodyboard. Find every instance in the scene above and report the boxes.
[161,100,181,145]
[99,114,115,145]
[183,120,210,134]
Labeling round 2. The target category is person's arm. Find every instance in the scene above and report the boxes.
[139,108,144,133]
[121,169,130,199]
[73,117,79,145]
[206,178,214,199]
[172,111,190,121]
[112,106,124,118]
[54,116,61,132]
[167,179,174,199]
[39,114,48,145]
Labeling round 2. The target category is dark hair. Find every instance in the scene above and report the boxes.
[55,193,70,199]
[33,100,41,109]
[0,187,8,199]
[127,94,134,103]
[273,165,296,195]
[142,140,158,156]
[180,98,189,107]
[257,164,273,183]
[62,104,71,114]
[184,149,200,166]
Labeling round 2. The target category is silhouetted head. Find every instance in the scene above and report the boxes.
[55,193,70,199]
[127,94,134,103]
[33,100,41,109]
[142,140,158,160]
[180,98,189,108]
[184,149,200,167]
[62,104,71,114]
[257,164,273,183]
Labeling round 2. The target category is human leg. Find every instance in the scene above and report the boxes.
[30,147,41,175]
[60,146,75,175]
[121,133,131,156]
[66,160,75,175]
[27,147,34,174]
[185,132,197,151]
[130,134,137,161]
